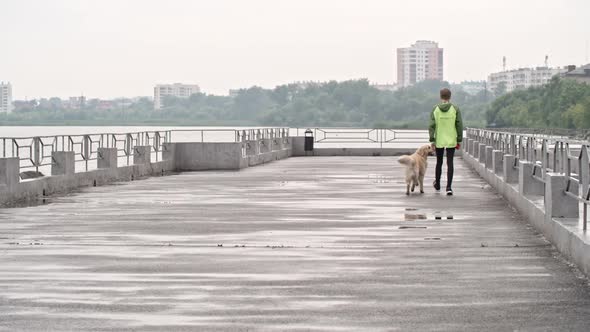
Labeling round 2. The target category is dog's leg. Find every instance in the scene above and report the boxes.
[406,183,410,195]
[419,174,425,194]
[411,182,415,192]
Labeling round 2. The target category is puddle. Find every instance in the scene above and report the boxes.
[404,213,427,221]
[404,209,455,221]
[434,211,454,220]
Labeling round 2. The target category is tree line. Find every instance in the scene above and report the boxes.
[0,79,490,128]
[487,77,590,129]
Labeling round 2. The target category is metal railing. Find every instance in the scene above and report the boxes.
[1,131,172,173]
[0,128,289,175]
[168,128,289,143]
[467,128,590,230]
[486,127,590,141]
[292,128,429,148]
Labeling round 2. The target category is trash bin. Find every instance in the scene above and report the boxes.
[304,129,314,152]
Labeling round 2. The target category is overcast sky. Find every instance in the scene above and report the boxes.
[1,0,589,99]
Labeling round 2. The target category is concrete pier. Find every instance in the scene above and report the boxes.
[0,157,589,330]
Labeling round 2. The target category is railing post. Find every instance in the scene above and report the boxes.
[0,157,20,189]
[565,143,572,178]
[33,137,41,173]
[52,151,75,176]
[519,136,525,161]
[478,143,486,163]
[485,146,494,169]
[503,155,519,184]
[546,173,579,219]
[541,139,548,173]
[125,134,133,165]
[133,145,151,165]
[519,160,544,196]
[579,146,589,197]
[492,150,504,175]
[97,148,118,169]
[83,135,90,171]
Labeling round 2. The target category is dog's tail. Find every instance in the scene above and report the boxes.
[397,155,414,166]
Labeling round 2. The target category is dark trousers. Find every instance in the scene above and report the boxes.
[435,148,455,189]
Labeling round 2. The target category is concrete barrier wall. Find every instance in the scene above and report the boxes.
[0,160,174,206]
[0,139,293,206]
[169,142,247,171]
[165,140,292,171]
[463,142,590,277]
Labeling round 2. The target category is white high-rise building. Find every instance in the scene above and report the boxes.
[488,67,567,93]
[0,82,13,114]
[397,41,444,87]
[154,83,200,110]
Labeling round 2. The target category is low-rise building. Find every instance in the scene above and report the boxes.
[454,81,487,96]
[154,83,200,110]
[371,83,399,92]
[562,64,590,84]
[0,82,14,114]
[488,67,567,93]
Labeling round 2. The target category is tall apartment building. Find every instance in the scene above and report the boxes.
[397,41,444,87]
[0,82,13,114]
[488,67,568,93]
[154,83,200,110]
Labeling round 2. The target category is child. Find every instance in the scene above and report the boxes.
[429,88,463,195]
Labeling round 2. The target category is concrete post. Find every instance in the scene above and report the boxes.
[260,139,272,153]
[503,155,519,184]
[471,141,479,158]
[133,146,151,165]
[485,146,494,169]
[545,173,579,219]
[246,140,260,156]
[492,150,504,175]
[519,161,544,196]
[478,144,486,163]
[0,157,20,188]
[162,143,175,161]
[52,151,75,176]
[272,138,283,151]
[291,137,306,156]
[97,148,118,169]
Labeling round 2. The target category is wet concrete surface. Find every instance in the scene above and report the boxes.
[0,156,590,331]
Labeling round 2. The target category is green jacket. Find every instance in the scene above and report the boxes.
[429,102,463,148]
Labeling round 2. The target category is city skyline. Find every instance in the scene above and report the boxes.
[1,0,589,99]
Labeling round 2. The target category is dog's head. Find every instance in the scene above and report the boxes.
[417,144,434,158]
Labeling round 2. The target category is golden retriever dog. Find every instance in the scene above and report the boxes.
[397,145,434,195]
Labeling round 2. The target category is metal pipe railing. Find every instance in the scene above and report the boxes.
[466,127,590,230]
[0,128,290,173]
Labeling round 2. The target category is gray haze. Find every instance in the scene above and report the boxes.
[1,0,589,99]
